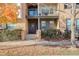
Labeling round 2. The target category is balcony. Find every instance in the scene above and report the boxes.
[28,8,58,17]
[27,3,58,19]
[28,8,58,19]
[39,3,58,17]
[39,8,58,17]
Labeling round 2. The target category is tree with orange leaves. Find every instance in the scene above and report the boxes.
[0,4,18,24]
[3,4,18,23]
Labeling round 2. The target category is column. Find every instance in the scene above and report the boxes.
[36,3,41,40]
[20,4,27,40]
[57,3,60,29]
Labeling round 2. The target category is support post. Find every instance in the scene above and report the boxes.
[36,3,41,40]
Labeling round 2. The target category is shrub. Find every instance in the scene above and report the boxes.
[0,29,22,42]
[63,30,71,40]
[41,29,63,41]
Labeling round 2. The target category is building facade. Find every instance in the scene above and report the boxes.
[0,3,79,40]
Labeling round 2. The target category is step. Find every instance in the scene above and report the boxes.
[26,34,36,40]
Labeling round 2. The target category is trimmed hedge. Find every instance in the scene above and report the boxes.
[41,29,71,41]
[63,30,71,40]
[41,29,63,41]
[0,29,22,42]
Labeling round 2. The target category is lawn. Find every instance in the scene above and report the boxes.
[0,45,79,56]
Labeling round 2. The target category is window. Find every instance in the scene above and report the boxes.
[76,3,79,8]
[64,3,72,9]
[66,19,79,31]
[28,8,38,16]
[49,21,54,29]
[66,19,71,31]
[0,24,6,29]
[41,21,46,30]
[76,19,79,30]
[7,23,16,30]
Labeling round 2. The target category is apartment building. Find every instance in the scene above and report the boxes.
[0,3,79,40]
[21,3,59,40]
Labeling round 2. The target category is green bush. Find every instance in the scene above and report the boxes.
[63,30,71,40]
[41,29,63,40]
[0,29,22,42]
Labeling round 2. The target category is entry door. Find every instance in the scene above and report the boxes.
[29,23,37,34]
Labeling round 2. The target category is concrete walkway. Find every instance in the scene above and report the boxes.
[0,40,79,49]
[0,40,38,49]
[0,40,72,49]
[0,40,71,46]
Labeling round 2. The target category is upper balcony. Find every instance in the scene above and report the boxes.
[39,3,58,17]
[39,7,58,17]
[27,3,59,19]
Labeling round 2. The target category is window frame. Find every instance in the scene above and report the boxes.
[64,3,72,9]
[76,3,79,9]
[66,18,71,31]
[28,8,38,16]
[75,18,79,30]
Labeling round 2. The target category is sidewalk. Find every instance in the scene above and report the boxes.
[0,40,71,46]
[1,39,79,49]
[0,40,38,49]
[0,40,72,49]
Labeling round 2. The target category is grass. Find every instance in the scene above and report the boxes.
[0,45,79,55]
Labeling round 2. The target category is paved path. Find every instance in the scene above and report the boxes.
[0,40,79,49]
[0,40,72,49]
[0,40,71,46]
[0,40,38,49]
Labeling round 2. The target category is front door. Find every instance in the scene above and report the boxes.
[28,19,38,34]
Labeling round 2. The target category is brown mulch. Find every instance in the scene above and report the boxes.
[0,45,79,56]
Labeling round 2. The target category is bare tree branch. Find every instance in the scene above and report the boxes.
[75,11,79,17]
[52,9,72,18]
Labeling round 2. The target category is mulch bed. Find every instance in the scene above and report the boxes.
[0,45,79,55]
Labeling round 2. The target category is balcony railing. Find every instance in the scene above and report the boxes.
[28,8,58,17]
[39,8,58,16]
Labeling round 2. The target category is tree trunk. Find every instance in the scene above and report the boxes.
[71,3,76,47]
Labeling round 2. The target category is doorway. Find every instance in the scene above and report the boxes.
[41,18,57,31]
[28,19,38,34]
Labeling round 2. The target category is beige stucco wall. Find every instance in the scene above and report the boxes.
[57,3,79,32]
[58,3,67,32]
[16,4,28,40]
[21,4,28,40]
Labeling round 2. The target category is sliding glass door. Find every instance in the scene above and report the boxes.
[41,20,55,31]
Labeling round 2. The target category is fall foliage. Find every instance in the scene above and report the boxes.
[0,4,18,23]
